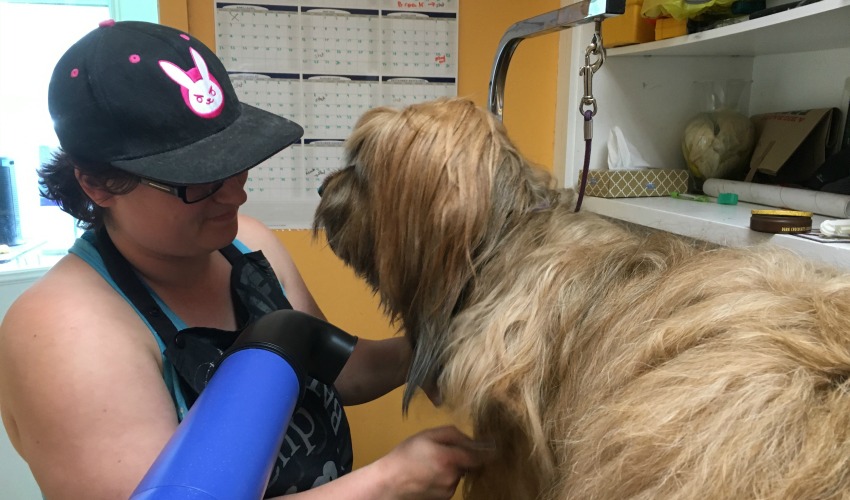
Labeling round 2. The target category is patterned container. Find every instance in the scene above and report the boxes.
[580,169,690,198]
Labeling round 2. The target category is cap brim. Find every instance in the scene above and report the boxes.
[112,103,303,184]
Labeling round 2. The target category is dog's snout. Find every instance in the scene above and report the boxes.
[318,164,355,198]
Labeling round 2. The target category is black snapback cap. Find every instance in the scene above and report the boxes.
[48,19,303,185]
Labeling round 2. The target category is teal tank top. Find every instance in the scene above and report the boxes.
[68,230,354,495]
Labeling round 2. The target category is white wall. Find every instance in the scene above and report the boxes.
[0,430,40,500]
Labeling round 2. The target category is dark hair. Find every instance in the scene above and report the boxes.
[38,150,139,230]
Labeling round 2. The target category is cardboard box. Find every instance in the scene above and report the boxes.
[602,0,655,48]
[746,108,841,183]
[580,169,689,198]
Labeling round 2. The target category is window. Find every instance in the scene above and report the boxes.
[0,0,157,273]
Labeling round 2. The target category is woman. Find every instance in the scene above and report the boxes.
[0,20,486,499]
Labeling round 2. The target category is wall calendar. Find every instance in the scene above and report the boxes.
[215,0,458,228]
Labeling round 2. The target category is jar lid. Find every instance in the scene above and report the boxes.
[751,209,813,217]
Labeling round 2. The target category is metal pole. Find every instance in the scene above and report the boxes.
[488,0,625,120]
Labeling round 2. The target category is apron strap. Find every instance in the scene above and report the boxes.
[93,228,244,403]
[93,227,181,346]
[221,244,294,314]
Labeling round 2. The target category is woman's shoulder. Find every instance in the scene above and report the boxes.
[0,254,177,499]
[8,253,109,317]
[1,252,157,355]
[235,213,279,251]
[235,214,298,266]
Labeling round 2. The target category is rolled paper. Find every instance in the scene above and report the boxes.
[702,178,850,218]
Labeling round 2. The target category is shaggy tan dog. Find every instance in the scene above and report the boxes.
[314,97,850,499]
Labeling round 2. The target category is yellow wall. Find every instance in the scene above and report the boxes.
[159,0,560,478]
[458,2,560,171]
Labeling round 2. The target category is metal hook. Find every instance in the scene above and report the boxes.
[579,20,606,126]
[585,28,605,74]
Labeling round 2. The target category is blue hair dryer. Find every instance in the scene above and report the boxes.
[130,310,357,500]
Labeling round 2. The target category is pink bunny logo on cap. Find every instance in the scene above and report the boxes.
[159,47,224,118]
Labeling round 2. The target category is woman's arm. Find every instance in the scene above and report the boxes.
[0,257,180,500]
[236,214,413,404]
[274,426,491,500]
[333,336,411,405]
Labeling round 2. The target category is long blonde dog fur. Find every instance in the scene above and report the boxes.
[314,97,850,499]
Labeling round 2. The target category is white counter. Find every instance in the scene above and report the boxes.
[583,196,850,270]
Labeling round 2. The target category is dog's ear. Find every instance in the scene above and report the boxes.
[346,100,499,322]
[334,100,502,405]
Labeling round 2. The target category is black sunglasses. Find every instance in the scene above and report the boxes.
[138,177,226,204]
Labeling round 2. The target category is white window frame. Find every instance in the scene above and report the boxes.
[1,0,157,22]
[0,0,158,281]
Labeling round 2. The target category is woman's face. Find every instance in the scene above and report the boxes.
[105,170,250,259]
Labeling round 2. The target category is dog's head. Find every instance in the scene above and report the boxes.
[314,97,566,406]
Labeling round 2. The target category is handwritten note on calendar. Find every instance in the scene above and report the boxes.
[215,0,458,228]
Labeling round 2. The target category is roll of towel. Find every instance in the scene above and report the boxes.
[702,179,850,218]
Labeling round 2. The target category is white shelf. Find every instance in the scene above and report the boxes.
[582,196,850,269]
[560,1,850,270]
[608,0,850,57]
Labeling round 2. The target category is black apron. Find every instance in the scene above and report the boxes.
[93,228,353,496]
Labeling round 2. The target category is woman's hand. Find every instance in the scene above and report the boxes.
[374,425,494,499]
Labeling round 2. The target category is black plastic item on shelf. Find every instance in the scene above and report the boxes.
[731,0,767,15]
[821,175,850,195]
[804,147,850,191]
[749,0,822,20]
[842,96,850,151]
[0,157,24,247]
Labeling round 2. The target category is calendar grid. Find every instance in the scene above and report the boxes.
[216,1,458,228]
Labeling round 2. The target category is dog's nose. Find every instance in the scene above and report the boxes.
[317,183,325,197]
